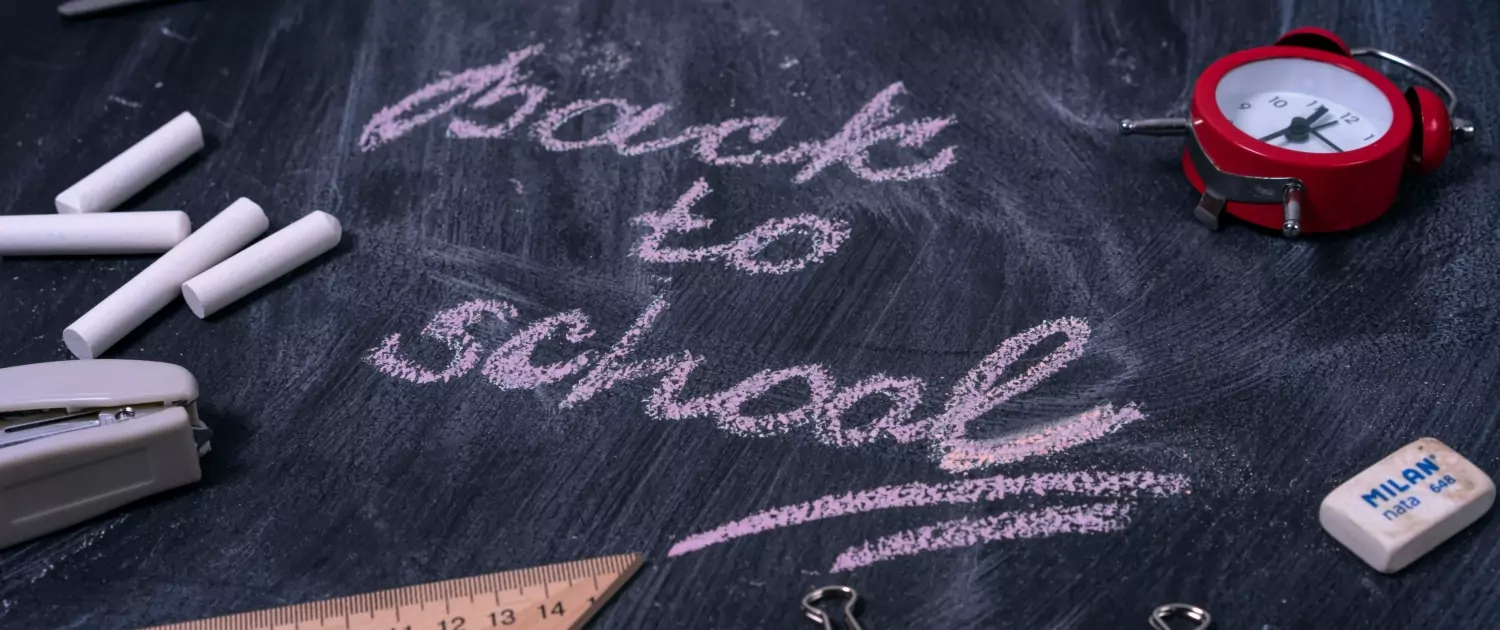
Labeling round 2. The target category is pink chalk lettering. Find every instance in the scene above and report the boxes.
[830,503,1133,571]
[645,352,718,420]
[359,45,546,151]
[371,300,1151,476]
[766,82,959,183]
[532,98,672,152]
[719,215,851,274]
[632,178,852,274]
[622,116,786,165]
[820,374,927,447]
[448,81,551,139]
[927,317,1092,457]
[481,310,596,390]
[667,471,1187,557]
[562,296,697,408]
[939,403,1146,473]
[365,299,517,384]
[360,45,959,183]
[707,365,838,436]
[632,178,727,264]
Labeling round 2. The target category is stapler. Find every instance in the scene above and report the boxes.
[0,360,211,549]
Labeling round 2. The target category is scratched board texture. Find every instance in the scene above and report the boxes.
[2,0,1499,628]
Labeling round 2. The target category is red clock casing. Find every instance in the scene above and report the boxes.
[1182,29,1413,233]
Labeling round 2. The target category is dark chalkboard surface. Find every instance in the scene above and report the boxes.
[2,1,1498,628]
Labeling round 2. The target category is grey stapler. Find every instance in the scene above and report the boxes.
[0,360,211,550]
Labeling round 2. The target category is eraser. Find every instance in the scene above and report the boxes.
[55,112,204,214]
[1320,437,1495,573]
[63,198,269,359]
[181,210,342,318]
[0,211,190,256]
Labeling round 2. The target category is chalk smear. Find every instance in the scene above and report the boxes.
[830,502,1133,571]
[668,471,1186,556]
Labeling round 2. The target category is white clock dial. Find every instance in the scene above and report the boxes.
[1214,57,1394,154]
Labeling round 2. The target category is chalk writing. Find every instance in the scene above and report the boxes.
[367,297,1146,472]
[367,297,1187,568]
[359,44,958,184]
[831,503,1133,571]
[357,43,1183,571]
[667,471,1189,557]
[632,178,852,274]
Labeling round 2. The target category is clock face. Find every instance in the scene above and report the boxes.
[1214,57,1395,154]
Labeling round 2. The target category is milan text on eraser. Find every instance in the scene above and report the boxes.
[1320,437,1494,573]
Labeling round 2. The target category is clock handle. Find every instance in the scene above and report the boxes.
[1350,48,1475,143]
[1406,87,1453,175]
[1275,27,1352,56]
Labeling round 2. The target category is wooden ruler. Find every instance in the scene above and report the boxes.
[144,553,644,630]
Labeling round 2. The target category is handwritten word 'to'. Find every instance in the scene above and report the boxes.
[633,178,851,274]
[366,297,1145,474]
[358,44,959,184]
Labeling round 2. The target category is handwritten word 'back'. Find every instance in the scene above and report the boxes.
[359,44,959,184]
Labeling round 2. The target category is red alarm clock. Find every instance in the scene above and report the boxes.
[1121,28,1475,237]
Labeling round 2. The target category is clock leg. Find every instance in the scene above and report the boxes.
[1193,192,1226,230]
[1282,184,1305,238]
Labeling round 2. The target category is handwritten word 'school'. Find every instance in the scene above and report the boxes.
[367,297,1146,474]
[359,44,958,184]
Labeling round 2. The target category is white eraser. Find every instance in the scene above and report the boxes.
[63,198,269,359]
[0,211,190,256]
[181,210,342,318]
[1320,437,1495,573]
[55,112,204,214]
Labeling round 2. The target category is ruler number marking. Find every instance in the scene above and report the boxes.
[538,602,565,620]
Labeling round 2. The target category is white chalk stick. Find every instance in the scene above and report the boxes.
[182,211,342,318]
[0,211,190,256]
[63,198,269,359]
[55,112,204,214]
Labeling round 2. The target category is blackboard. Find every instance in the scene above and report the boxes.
[2,1,1498,628]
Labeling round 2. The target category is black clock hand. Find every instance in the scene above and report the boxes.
[1268,120,1339,141]
[1311,129,1344,152]
[1304,105,1330,125]
[1260,105,1332,142]
[1259,127,1292,142]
